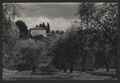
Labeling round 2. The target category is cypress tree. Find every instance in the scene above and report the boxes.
[47,22,50,33]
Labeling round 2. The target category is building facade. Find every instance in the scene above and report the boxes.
[29,22,50,37]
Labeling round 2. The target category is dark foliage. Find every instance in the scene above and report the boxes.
[47,23,50,33]
[15,63,32,71]
[15,20,29,38]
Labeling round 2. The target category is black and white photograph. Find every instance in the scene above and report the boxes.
[2,2,118,80]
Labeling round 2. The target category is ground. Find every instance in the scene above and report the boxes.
[3,68,117,80]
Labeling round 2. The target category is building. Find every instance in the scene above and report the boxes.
[29,22,50,37]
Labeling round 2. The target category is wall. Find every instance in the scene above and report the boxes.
[31,29,47,37]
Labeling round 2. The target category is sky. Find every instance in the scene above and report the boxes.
[13,3,81,31]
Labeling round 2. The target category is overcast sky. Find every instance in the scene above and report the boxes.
[13,3,80,31]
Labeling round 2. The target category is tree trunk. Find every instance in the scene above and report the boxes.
[82,65,86,72]
[63,63,67,73]
[81,54,86,72]
[63,66,67,73]
[106,64,109,72]
[70,61,74,73]
[96,67,99,70]
[64,69,67,73]
[32,65,36,73]
[106,57,110,72]
[117,23,120,80]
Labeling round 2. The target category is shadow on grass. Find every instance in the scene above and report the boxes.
[31,71,57,75]
[90,71,116,76]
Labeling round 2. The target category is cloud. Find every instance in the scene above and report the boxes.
[15,16,73,31]
[16,3,79,19]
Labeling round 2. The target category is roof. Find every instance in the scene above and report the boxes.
[29,27,46,30]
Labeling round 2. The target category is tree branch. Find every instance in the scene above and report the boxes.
[91,15,113,43]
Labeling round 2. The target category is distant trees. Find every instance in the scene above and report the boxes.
[47,23,50,33]
[15,20,29,38]
[40,24,42,27]
[51,30,55,34]
[50,30,64,35]
[38,22,50,33]
[56,30,60,34]
[60,31,64,34]
[42,22,45,27]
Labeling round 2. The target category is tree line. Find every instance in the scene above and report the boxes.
[48,3,118,73]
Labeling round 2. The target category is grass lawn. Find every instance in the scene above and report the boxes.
[3,68,117,80]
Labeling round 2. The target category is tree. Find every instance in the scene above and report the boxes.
[77,3,118,72]
[3,3,21,20]
[3,3,20,68]
[47,22,50,33]
[56,30,61,34]
[42,22,45,27]
[49,36,67,72]
[60,30,64,35]
[49,27,80,73]
[51,30,55,34]
[16,39,45,73]
[40,24,42,27]
[15,20,29,38]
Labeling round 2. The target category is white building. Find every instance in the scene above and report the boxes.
[29,26,47,37]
